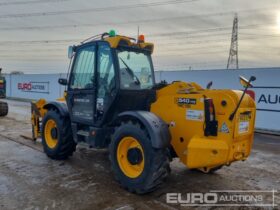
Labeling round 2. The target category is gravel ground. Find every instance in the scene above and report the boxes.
[0,99,279,210]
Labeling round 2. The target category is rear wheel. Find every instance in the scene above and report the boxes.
[42,110,76,160]
[109,121,170,194]
[0,101,8,117]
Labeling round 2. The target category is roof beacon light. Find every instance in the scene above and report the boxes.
[138,34,145,43]
[109,30,116,37]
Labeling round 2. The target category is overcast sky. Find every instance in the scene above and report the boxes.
[0,0,280,73]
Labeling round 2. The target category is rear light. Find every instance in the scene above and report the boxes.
[208,98,214,121]
[245,90,255,100]
[204,98,218,136]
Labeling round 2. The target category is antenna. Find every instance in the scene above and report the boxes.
[227,13,239,70]
[137,26,140,41]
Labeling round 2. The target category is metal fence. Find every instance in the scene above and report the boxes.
[5,73,67,101]
[4,67,280,132]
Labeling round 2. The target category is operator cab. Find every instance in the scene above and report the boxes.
[60,31,156,131]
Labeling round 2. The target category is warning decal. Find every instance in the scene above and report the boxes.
[220,122,230,133]
[239,121,249,134]
[186,110,204,121]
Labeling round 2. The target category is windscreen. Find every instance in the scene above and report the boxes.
[117,49,154,90]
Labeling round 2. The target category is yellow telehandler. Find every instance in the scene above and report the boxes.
[31,31,256,194]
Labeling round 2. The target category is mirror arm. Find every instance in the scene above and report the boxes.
[229,76,255,121]
[229,84,249,121]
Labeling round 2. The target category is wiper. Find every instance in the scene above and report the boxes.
[119,58,140,85]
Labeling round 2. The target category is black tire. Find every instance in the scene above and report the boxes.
[109,121,170,194]
[42,110,76,160]
[0,101,8,117]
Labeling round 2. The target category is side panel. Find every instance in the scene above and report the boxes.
[151,90,206,164]
[67,90,95,124]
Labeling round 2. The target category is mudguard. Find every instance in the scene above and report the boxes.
[43,101,69,117]
[117,111,171,149]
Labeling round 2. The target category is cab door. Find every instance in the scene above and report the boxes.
[95,42,117,123]
[66,44,96,125]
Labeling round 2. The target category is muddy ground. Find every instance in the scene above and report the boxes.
[0,99,279,210]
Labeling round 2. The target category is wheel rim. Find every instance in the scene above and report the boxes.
[44,119,58,149]
[117,137,145,178]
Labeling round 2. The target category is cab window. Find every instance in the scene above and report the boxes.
[117,49,154,90]
[70,45,95,89]
[96,43,116,119]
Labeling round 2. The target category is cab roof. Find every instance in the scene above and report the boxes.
[80,32,154,54]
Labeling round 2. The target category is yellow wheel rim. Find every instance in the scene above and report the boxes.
[117,137,145,178]
[44,119,58,149]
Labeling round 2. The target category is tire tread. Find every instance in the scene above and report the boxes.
[109,121,170,194]
[0,101,8,117]
[42,110,76,160]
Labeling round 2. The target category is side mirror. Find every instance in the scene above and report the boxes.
[206,81,213,89]
[250,76,256,82]
[58,78,67,86]
[239,75,256,88]
[68,46,75,59]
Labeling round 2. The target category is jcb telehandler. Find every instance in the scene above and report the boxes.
[0,68,8,117]
[31,31,256,194]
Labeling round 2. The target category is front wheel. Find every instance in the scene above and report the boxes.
[42,110,76,160]
[109,121,170,194]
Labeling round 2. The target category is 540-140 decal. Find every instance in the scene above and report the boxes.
[176,98,197,107]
